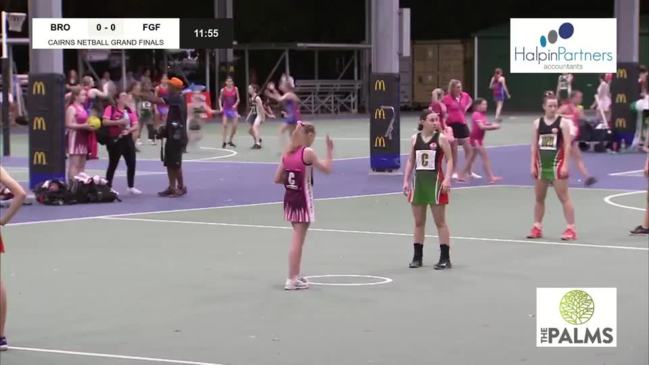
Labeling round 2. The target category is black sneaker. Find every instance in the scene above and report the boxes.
[409,259,422,268]
[251,144,262,150]
[584,176,598,187]
[630,225,649,235]
[170,186,188,198]
[228,141,236,147]
[433,259,452,270]
[157,188,174,197]
[222,142,227,148]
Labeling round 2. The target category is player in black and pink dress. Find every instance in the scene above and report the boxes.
[0,167,27,351]
[274,123,334,290]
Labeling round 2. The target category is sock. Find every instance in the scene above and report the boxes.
[567,224,575,230]
[533,222,542,229]
[413,243,423,260]
[440,244,450,260]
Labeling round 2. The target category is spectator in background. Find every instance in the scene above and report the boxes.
[100,71,117,99]
[66,69,79,91]
[102,90,141,194]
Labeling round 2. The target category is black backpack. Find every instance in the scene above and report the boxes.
[34,180,73,205]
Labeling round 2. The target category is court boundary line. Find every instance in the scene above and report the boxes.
[603,190,645,212]
[7,346,223,365]
[9,184,641,226]
[608,169,644,177]
[100,216,648,252]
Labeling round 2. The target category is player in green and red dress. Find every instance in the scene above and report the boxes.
[403,106,454,270]
[527,92,577,240]
[0,166,27,351]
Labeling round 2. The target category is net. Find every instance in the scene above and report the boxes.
[7,12,27,32]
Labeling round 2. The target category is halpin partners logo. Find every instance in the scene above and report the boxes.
[537,288,616,347]
[539,22,574,48]
[510,18,616,73]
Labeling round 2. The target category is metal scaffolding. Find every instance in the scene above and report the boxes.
[233,43,370,114]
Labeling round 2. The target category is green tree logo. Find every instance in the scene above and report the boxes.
[560,290,595,325]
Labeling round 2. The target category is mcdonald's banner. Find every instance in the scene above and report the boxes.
[610,62,639,145]
[27,73,66,189]
[370,73,400,171]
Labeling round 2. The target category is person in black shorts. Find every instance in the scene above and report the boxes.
[149,76,188,197]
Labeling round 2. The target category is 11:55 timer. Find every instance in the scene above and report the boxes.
[193,28,219,38]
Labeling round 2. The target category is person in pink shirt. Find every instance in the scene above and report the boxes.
[442,79,474,180]
[273,122,334,290]
[462,98,502,183]
[102,91,141,194]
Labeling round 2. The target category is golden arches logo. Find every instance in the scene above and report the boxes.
[33,151,47,165]
[32,81,46,95]
[374,108,386,119]
[615,94,627,104]
[616,69,627,79]
[374,79,386,91]
[374,136,386,148]
[614,118,626,129]
[33,117,46,131]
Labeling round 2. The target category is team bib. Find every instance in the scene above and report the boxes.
[538,134,558,150]
[415,150,437,171]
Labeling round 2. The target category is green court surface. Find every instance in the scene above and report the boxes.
[0,186,647,365]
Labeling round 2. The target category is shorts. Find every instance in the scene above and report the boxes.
[162,141,185,168]
[448,123,470,140]
[223,109,238,120]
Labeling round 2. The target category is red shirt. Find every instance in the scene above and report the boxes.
[442,92,472,124]
[102,105,138,138]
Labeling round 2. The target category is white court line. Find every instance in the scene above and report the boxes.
[6,190,416,227]
[101,216,648,252]
[608,169,644,177]
[495,184,640,192]
[7,346,222,365]
[6,184,635,227]
[603,190,646,212]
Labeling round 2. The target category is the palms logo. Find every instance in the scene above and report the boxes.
[560,290,595,325]
[540,22,574,48]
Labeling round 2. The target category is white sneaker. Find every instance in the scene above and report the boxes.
[284,278,309,290]
[147,139,155,145]
[136,139,143,146]
[127,187,142,195]
[452,173,459,180]
[471,172,483,179]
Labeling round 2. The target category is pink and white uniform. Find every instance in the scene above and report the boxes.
[282,146,315,223]
[469,111,488,146]
[67,104,89,155]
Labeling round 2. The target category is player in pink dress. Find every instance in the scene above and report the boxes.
[274,122,334,290]
[65,87,94,181]
[0,166,27,351]
[557,90,597,186]
[489,68,511,122]
[461,98,502,183]
[218,76,240,148]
